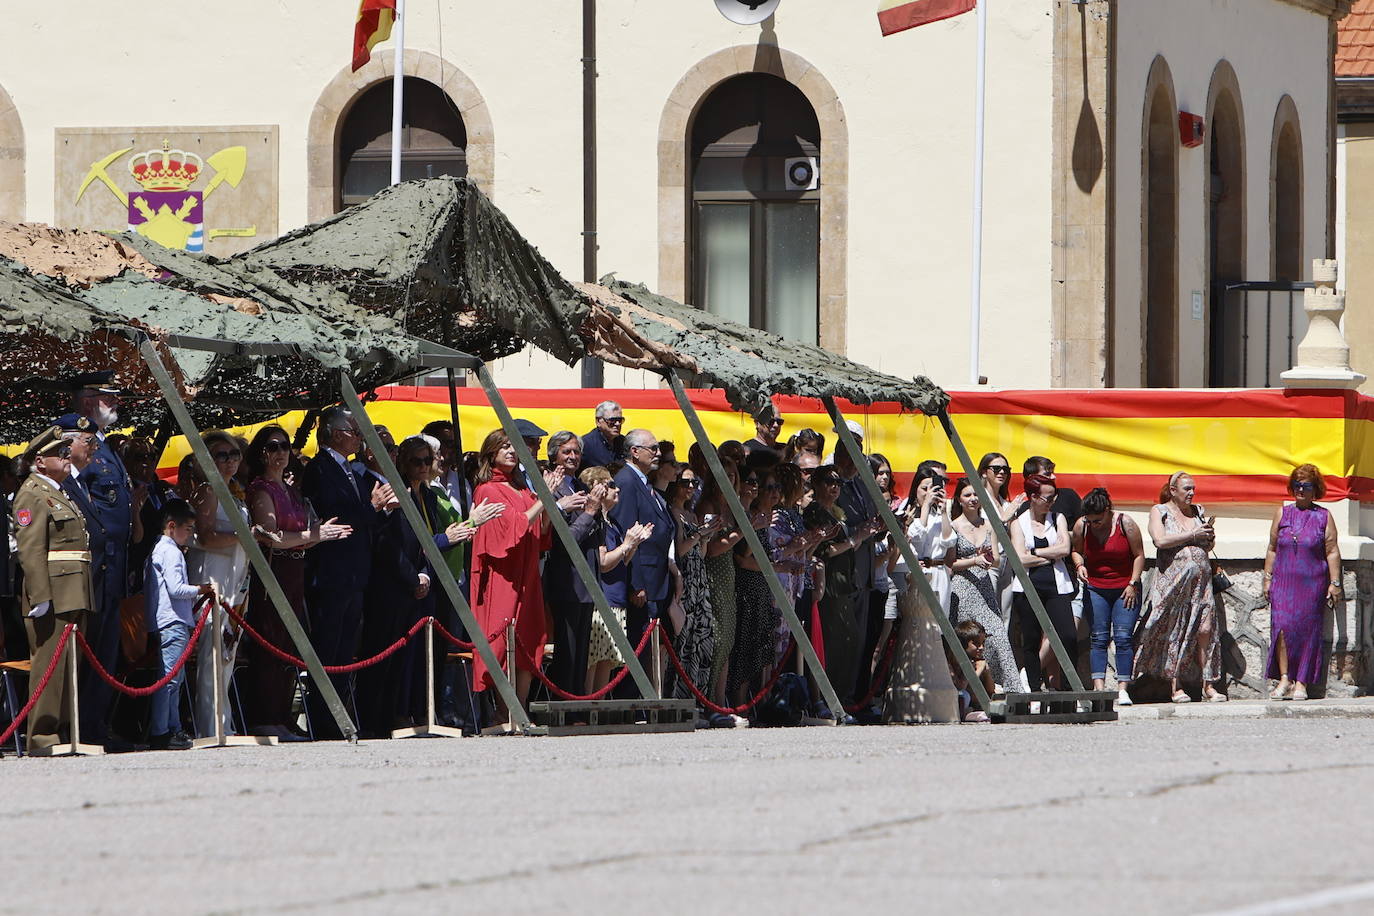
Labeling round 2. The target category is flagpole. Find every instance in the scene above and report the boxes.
[968,0,987,386]
[391,0,406,185]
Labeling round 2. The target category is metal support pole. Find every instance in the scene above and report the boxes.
[937,409,1084,691]
[580,0,603,389]
[474,364,658,698]
[138,340,358,740]
[339,374,533,730]
[822,398,992,710]
[651,620,662,698]
[425,620,436,728]
[213,594,225,745]
[667,372,845,719]
[446,368,470,519]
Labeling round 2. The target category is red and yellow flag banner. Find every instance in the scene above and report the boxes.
[156,386,1374,506]
[878,0,976,36]
[352,0,397,72]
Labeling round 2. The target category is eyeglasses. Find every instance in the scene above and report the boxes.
[410,454,435,467]
[987,465,1010,474]
[262,440,290,454]
[211,449,242,463]
[742,477,760,486]
[602,417,625,426]
[1032,492,1056,502]
[1293,482,1316,492]
[763,418,784,428]
[633,443,660,453]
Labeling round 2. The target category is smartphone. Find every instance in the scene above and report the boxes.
[703,514,718,527]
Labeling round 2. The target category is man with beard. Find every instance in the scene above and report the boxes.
[59,373,135,748]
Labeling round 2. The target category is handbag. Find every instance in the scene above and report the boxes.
[1194,505,1232,594]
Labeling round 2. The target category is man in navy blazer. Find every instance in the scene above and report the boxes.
[581,400,625,470]
[301,407,394,736]
[610,428,675,695]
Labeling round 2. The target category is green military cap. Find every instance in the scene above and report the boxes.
[26,426,68,458]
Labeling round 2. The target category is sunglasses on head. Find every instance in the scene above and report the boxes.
[211,449,242,462]
[262,440,290,454]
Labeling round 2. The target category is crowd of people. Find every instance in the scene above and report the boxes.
[0,380,1346,751]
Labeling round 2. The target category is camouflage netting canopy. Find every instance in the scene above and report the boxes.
[325,178,948,416]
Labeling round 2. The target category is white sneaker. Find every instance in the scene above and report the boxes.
[1117,687,1133,707]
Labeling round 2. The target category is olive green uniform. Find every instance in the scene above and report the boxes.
[13,474,94,749]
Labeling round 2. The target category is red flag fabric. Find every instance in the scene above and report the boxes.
[877,0,976,36]
[352,0,398,72]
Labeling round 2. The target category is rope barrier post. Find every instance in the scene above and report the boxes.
[340,374,534,732]
[667,371,846,722]
[822,398,992,712]
[936,409,1084,691]
[393,619,463,739]
[193,593,271,749]
[43,623,103,757]
[473,363,659,700]
[138,341,359,742]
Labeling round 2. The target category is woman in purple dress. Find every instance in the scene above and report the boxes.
[1263,464,1342,702]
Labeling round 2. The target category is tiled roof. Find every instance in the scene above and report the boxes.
[1339,0,1374,78]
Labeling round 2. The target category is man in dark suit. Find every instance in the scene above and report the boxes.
[610,428,675,697]
[52,410,126,746]
[581,400,625,470]
[833,421,886,713]
[301,406,395,737]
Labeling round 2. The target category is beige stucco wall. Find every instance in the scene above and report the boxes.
[1337,123,1374,388]
[0,0,1056,392]
[1112,0,1332,387]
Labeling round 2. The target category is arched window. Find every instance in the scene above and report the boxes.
[338,76,467,210]
[1272,102,1303,283]
[1207,78,1245,387]
[689,73,819,344]
[1143,61,1179,388]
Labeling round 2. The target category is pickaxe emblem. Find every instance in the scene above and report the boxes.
[75,147,132,208]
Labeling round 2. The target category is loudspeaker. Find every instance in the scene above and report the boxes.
[713,0,781,25]
[784,157,819,191]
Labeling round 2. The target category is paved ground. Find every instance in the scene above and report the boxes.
[4,713,1374,915]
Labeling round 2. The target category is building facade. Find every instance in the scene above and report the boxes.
[0,0,1346,390]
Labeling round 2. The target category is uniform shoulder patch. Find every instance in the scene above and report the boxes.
[16,508,32,527]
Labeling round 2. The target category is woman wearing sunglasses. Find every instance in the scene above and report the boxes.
[241,425,352,738]
[1262,464,1341,701]
[977,452,1021,623]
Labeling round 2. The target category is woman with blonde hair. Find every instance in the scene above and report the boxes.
[1136,471,1226,702]
[1263,464,1341,701]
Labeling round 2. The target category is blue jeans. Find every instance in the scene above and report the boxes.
[149,621,190,737]
[1087,586,1137,682]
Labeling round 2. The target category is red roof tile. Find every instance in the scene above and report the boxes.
[1339,0,1374,78]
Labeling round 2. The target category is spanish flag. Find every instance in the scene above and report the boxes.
[352,0,398,72]
[878,0,975,36]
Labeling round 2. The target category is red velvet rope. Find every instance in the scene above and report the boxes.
[224,603,428,673]
[430,617,511,652]
[844,629,899,714]
[528,621,658,701]
[660,632,796,717]
[77,603,211,698]
[0,624,74,748]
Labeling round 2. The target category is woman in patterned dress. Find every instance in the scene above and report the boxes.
[1263,464,1342,701]
[729,466,783,701]
[697,457,746,707]
[665,475,722,705]
[947,478,1020,693]
[1135,471,1226,703]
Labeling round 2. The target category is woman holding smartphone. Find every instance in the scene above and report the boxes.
[1136,471,1226,702]
[948,478,1019,693]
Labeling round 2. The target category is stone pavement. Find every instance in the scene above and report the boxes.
[1119,695,1374,720]
[5,716,1374,915]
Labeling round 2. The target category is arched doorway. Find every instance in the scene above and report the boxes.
[688,73,820,344]
[1272,100,1303,283]
[337,77,467,210]
[1207,69,1245,387]
[1143,60,1178,388]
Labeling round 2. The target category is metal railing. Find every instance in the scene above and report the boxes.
[1209,281,1313,388]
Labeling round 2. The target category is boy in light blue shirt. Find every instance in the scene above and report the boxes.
[145,501,212,750]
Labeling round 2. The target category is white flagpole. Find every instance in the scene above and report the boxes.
[968,0,987,385]
[391,0,406,186]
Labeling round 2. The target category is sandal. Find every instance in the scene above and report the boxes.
[1291,685,1308,702]
[1270,679,1292,700]
[1204,688,1228,703]
[1171,691,1192,704]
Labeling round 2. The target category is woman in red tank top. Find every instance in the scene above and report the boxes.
[1070,488,1145,705]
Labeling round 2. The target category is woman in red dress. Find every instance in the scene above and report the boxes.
[470,429,556,728]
